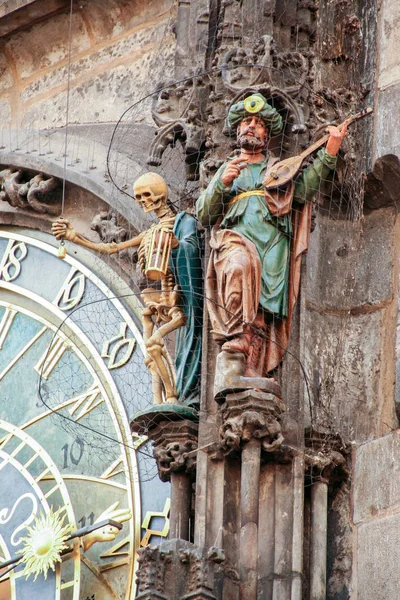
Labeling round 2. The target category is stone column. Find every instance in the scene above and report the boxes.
[310,479,328,600]
[151,419,198,541]
[305,431,348,600]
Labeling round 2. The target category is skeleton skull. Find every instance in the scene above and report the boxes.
[133,172,168,213]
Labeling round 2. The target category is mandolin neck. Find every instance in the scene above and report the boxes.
[297,108,372,161]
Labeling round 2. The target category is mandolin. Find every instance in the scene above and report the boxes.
[263,107,373,190]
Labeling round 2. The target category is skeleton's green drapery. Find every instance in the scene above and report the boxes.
[170,211,203,407]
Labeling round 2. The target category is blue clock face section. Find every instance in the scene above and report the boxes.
[0,458,55,600]
[0,230,170,600]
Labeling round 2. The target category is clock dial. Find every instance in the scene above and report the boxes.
[0,229,171,599]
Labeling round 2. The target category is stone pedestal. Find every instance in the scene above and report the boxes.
[136,539,224,600]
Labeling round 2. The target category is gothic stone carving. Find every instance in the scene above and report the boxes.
[151,419,198,482]
[305,429,349,484]
[136,540,224,600]
[219,390,285,455]
[136,545,172,600]
[0,168,60,215]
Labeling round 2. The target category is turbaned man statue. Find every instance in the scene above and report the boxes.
[196,93,348,390]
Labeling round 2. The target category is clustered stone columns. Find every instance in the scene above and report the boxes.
[217,389,286,600]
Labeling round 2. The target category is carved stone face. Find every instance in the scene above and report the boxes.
[133,172,168,213]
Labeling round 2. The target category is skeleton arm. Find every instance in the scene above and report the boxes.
[52,218,145,254]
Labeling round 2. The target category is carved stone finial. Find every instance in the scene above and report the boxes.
[219,390,285,455]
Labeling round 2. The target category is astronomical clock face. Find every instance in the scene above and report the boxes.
[0,229,170,600]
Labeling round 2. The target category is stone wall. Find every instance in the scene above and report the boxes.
[353,431,400,600]
[0,0,176,128]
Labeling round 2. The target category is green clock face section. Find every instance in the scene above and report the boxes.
[0,230,170,600]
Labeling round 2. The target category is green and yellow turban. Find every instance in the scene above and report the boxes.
[225,93,283,137]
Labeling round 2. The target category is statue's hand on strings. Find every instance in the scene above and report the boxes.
[220,156,248,187]
[325,118,350,156]
[51,218,77,242]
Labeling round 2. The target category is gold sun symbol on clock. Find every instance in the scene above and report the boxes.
[17,507,72,581]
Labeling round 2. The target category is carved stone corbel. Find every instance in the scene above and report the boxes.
[151,420,198,482]
[145,419,198,541]
[0,167,60,215]
[179,545,225,600]
[219,390,285,455]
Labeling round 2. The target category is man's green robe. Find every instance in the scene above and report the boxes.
[196,149,337,319]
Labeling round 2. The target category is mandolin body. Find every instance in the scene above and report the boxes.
[263,155,304,190]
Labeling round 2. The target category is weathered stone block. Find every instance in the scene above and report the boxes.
[306,209,394,310]
[20,20,174,102]
[354,431,400,523]
[80,0,174,41]
[0,100,11,123]
[377,2,400,90]
[376,84,400,159]
[357,512,400,600]
[303,308,397,441]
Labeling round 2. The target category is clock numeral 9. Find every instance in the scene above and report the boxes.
[62,437,85,469]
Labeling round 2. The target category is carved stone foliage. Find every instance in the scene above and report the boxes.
[0,167,60,215]
[136,540,224,600]
[219,390,286,455]
[150,420,198,482]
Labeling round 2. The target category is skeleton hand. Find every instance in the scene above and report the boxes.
[325,119,350,156]
[82,502,131,552]
[51,218,77,242]
[220,156,248,186]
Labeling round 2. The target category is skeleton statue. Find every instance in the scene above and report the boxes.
[52,173,203,407]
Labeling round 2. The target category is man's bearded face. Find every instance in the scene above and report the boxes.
[237,116,267,150]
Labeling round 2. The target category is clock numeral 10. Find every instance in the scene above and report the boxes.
[62,438,85,469]
[54,267,86,311]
